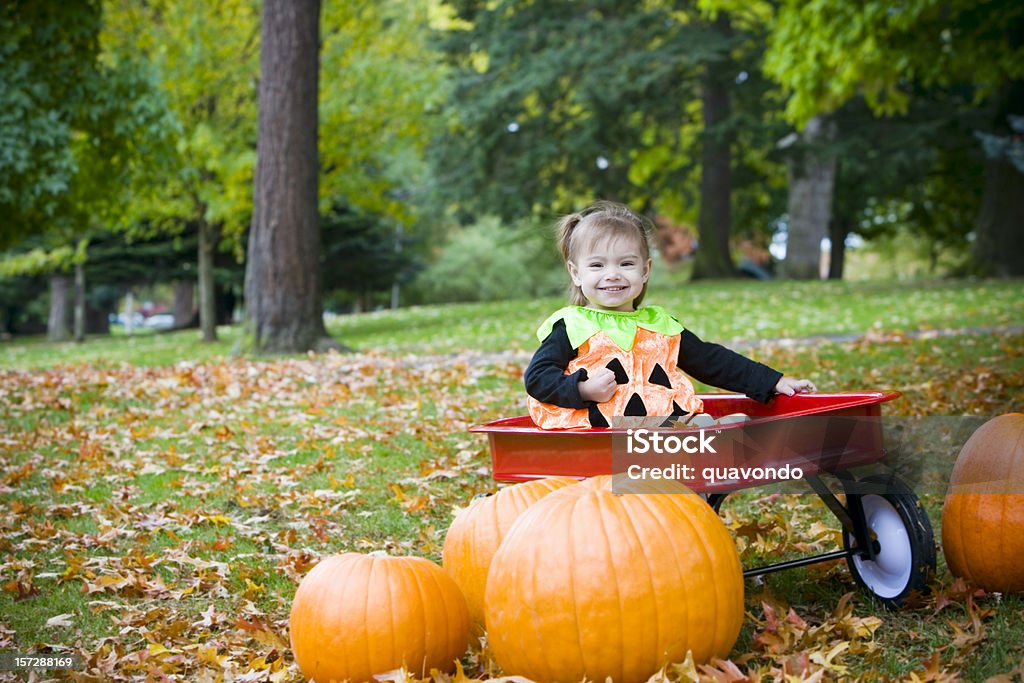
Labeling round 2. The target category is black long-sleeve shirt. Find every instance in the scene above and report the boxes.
[524,319,782,410]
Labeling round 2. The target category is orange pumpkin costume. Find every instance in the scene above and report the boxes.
[525,305,784,430]
[526,306,704,429]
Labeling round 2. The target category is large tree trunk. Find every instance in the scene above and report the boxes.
[973,79,1024,276]
[246,0,336,353]
[974,158,1024,276]
[691,12,735,280]
[781,116,836,280]
[198,219,220,341]
[47,274,72,342]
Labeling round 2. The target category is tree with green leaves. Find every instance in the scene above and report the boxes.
[102,0,260,342]
[434,1,782,279]
[316,0,450,312]
[319,0,450,223]
[764,0,1024,276]
[1,0,177,340]
[818,90,987,279]
[1,1,103,248]
[320,202,420,312]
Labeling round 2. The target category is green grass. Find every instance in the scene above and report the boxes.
[1,277,1023,681]
[3,278,1021,367]
[329,278,1024,355]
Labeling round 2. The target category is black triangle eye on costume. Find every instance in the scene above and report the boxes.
[648,363,672,388]
[605,358,629,384]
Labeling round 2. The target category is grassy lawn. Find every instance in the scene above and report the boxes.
[1,277,1023,681]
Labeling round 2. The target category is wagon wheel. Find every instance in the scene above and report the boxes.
[841,474,935,609]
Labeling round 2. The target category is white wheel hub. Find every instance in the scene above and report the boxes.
[849,495,913,598]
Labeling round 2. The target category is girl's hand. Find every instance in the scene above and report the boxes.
[579,368,619,403]
[775,377,817,396]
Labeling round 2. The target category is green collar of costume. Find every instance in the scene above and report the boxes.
[537,305,683,351]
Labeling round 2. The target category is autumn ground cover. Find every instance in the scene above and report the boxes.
[1,278,1023,682]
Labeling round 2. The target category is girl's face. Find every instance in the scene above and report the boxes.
[567,234,651,312]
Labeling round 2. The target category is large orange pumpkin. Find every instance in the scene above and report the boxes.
[484,475,744,683]
[942,413,1024,592]
[289,553,470,682]
[442,477,576,628]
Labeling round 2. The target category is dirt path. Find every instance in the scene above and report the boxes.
[730,323,1024,350]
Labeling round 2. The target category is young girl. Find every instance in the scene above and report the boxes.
[525,201,816,430]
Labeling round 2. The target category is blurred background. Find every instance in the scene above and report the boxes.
[2,0,1021,344]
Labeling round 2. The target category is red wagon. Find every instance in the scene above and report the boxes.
[471,391,936,608]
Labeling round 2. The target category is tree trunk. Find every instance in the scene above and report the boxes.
[173,279,196,328]
[828,214,851,280]
[973,79,1024,276]
[73,261,86,342]
[198,220,220,341]
[974,157,1024,276]
[48,274,72,342]
[87,305,110,335]
[246,0,337,353]
[781,116,836,280]
[691,12,735,280]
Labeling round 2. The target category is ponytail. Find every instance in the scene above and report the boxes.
[556,212,583,261]
[555,212,588,306]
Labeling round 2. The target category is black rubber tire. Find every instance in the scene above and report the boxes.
[842,474,936,609]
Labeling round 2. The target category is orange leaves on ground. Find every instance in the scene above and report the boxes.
[1,352,516,681]
[2,333,1022,681]
[730,594,883,680]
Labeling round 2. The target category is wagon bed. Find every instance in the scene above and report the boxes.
[471,391,901,490]
[471,391,937,608]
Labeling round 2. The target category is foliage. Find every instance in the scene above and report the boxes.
[432,0,798,283]
[763,0,1024,127]
[0,1,177,248]
[820,92,986,267]
[321,202,420,304]
[319,0,451,223]
[0,273,47,334]
[409,217,565,304]
[101,0,261,247]
[432,1,707,219]
[0,243,79,278]
[758,0,1024,277]
[0,1,98,241]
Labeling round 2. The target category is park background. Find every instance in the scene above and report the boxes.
[2,0,1023,681]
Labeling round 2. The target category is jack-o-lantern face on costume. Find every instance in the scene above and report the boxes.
[528,307,704,430]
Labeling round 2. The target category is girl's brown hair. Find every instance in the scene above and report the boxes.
[556,201,654,308]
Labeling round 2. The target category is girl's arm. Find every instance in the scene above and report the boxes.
[677,329,782,403]
[524,320,592,408]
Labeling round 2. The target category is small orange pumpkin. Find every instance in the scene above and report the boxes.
[442,477,576,628]
[942,413,1024,592]
[289,553,470,683]
[484,475,744,683]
